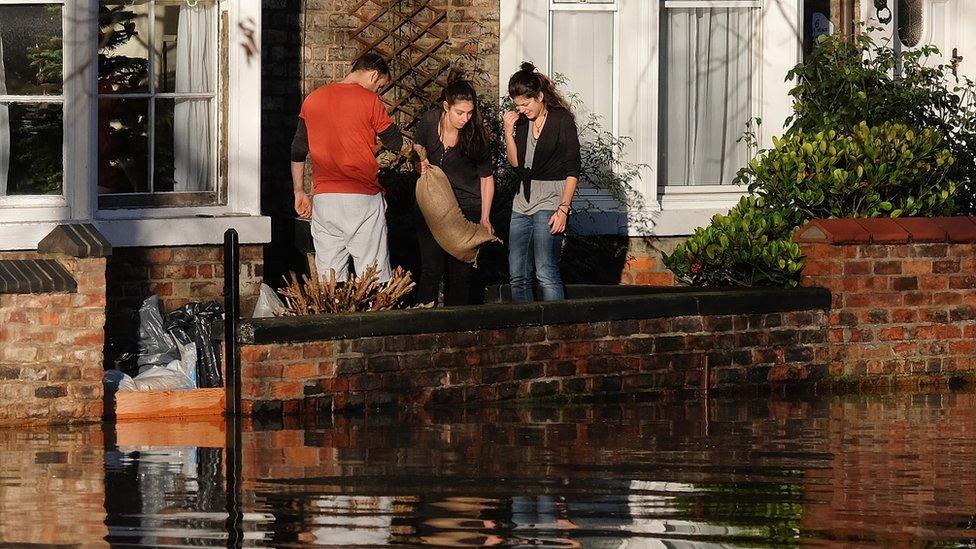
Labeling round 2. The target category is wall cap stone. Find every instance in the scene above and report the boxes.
[795,217,976,245]
[37,223,112,258]
[237,287,831,345]
[0,259,77,294]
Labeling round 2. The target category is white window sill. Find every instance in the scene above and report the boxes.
[0,215,270,251]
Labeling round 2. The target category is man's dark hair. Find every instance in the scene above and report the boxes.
[351,51,391,77]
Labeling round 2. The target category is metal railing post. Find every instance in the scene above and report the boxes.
[223,228,241,415]
[222,228,243,547]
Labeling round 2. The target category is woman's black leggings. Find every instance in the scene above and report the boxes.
[414,205,484,306]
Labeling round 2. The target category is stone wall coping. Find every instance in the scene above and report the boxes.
[0,259,77,294]
[794,217,976,244]
[37,223,112,258]
[237,287,831,345]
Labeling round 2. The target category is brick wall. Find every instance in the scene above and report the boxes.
[796,218,976,388]
[239,306,829,415]
[620,237,680,286]
[801,392,976,541]
[235,217,976,414]
[0,253,106,425]
[105,245,263,359]
[300,0,500,94]
[0,428,107,544]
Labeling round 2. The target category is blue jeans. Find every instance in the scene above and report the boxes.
[508,210,565,302]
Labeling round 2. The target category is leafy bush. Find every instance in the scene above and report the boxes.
[786,29,976,213]
[741,122,956,219]
[665,30,967,288]
[665,196,804,287]
[664,122,957,287]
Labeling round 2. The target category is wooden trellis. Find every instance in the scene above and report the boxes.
[348,0,455,140]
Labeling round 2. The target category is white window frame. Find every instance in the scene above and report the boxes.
[658,0,760,195]
[0,0,268,249]
[0,0,76,223]
[500,0,801,236]
[96,0,221,202]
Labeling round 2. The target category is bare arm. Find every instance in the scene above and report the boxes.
[480,175,495,235]
[291,161,311,219]
[502,111,520,168]
[291,120,312,219]
[413,143,429,174]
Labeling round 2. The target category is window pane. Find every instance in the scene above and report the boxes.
[1,102,63,196]
[155,0,217,94]
[99,1,151,94]
[98,98,150,194]
[154,98,214,192]
[551,11,614,127]
[0,5,63,95]
[660,7,755,187]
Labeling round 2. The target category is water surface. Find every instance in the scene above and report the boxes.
[2,392,976,547]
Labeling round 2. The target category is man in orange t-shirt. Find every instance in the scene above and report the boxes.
[291,52,403,282]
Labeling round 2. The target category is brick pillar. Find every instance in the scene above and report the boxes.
[0,222,111,425]
[796,217,976,388]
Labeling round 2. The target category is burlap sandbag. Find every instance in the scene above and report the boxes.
[416,165,501,264]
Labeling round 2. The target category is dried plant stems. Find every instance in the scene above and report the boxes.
[277,255,419,315]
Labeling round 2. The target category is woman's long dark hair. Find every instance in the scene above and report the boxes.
[507,61,572,112]
[439,79,489,161]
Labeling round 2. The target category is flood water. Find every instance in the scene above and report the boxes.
[2,392,976,547]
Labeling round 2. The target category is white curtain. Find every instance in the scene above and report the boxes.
[551,11,615,128]
[173,1,214,191]
[662,7,754,186]
[0,26,9,197]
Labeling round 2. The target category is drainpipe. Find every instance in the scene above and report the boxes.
[839,0,855,40]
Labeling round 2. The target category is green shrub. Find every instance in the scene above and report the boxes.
[740,122,956,219]
[664,196,804,288]
[786,30,976,213]
[664,122,956,287]
[665,29,968,288]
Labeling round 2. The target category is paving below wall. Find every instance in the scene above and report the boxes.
[236,288,831,415]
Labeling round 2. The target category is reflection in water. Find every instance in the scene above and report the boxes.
[2,393,976,546]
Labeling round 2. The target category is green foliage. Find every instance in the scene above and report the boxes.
[665,122,957,287]
[741,122,956,219]
[665,196,804,288]
[786,28,976,213]
[665,30,967,288]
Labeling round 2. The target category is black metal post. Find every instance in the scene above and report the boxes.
[222,228,244,547]
[223,228,241,416]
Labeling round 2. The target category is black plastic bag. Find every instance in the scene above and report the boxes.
[163,301,224,388]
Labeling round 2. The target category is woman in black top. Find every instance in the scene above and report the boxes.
[412,80,496,306]
[502,62,581,302]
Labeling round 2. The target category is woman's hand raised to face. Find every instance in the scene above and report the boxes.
[503,111,520,134]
